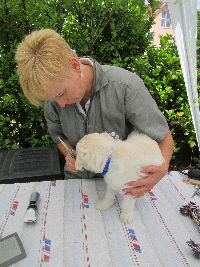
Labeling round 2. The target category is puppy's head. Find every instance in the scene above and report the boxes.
[75,133,114,173]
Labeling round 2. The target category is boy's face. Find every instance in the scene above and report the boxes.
[46,57,93,107]
[47,73,86,107]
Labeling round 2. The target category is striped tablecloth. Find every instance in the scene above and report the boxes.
[0,171,200,267]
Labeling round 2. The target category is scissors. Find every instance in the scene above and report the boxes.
[58,136,76,159]
[191,185,200,198]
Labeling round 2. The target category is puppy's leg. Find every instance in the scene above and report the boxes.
[120,195,136,224]
[95,186,116,210]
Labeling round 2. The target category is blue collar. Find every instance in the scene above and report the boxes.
[101,148,114,176]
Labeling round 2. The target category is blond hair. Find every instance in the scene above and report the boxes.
[15,29,78,106]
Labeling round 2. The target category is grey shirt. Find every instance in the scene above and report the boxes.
[44,58,169,178]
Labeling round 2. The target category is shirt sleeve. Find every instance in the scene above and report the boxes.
[44,100,67,144]
[125,75,169,143]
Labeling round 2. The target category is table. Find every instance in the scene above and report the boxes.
[0,172,200,266]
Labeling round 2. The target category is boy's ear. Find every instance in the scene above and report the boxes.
[69,57,80,72]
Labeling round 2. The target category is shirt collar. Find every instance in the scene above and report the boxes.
[80,57,108,93]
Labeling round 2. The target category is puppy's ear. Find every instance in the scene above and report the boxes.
[75,148,91,171]
[75,150,84,171]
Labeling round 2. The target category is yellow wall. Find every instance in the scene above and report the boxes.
[150,4,174,47]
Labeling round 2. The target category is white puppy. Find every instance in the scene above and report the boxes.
[75,131,164,224]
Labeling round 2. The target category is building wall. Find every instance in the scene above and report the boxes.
[150,4,174,47]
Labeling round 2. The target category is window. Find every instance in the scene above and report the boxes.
[150,31,155,43]
[161,11,170,28]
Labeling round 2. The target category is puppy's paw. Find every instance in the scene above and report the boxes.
[95,199,114,211]
[120,212,134,224]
